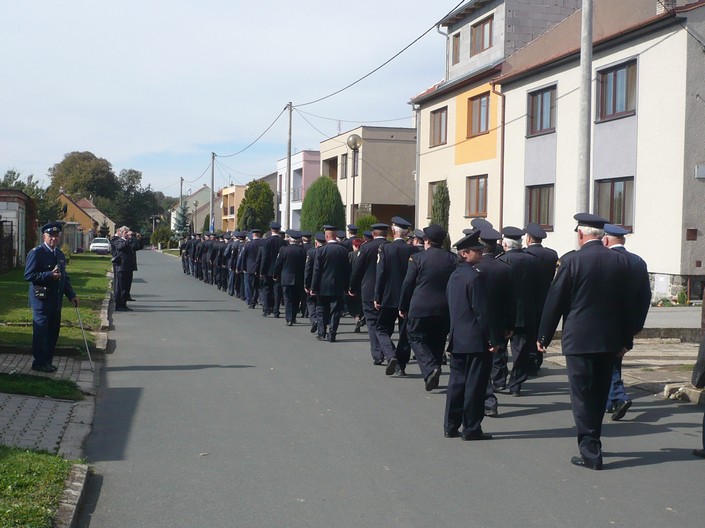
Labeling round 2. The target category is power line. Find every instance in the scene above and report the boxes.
[294,0,464,108]
[216,106,288,158]
[657,0,705,50]
[296,108,411,124]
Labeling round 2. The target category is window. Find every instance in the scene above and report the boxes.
[430,107,448,147]
[468,93,490,137]
[597,61,637,120]
[595,178,634,229]
[466,175,488,217]
[427,181,440,218]
[526,185,554,229]
[452,33,461,65]
[340,153,348,180]
[471,15,493,56]
[528,86,556,136]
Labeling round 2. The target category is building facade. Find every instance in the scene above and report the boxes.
[277,150,321,230]
[0,189,32,268]
[221,184,247,232]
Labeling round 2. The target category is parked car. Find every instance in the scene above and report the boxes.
[89,237,111,254]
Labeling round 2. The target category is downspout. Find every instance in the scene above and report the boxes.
[413,103,421,229]
[491,80,506,230]
[437,23,450,81]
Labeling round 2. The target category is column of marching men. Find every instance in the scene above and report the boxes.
[177,212,652,470]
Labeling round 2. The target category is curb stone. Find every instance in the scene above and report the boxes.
[54,463,88,528]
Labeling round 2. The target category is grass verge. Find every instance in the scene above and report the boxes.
[0,373,84,400]
[0,446,74,528]
[0,326,95,352]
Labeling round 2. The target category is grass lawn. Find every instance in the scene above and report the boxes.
[0,373,84,400]
[162,248,180,257]
[0,252,110,328]
[0,446,75,528]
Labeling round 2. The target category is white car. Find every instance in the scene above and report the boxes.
[89,237,111,254]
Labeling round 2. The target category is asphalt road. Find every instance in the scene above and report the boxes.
[79,250,705,528]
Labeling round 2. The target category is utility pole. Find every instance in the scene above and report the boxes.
[210,152,215,232]
[285,102,293,231]
[576,0,593,213]
[180,177,184,208]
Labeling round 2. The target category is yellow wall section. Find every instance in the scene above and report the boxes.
[58,195,95,231]
[454,84,499,165]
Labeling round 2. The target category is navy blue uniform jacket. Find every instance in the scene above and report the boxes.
[24,245,76,310]
[399,247,456,318]
[349,238,387,302]
[374,239,416,308]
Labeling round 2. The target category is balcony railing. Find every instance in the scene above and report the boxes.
[292,186,303,202]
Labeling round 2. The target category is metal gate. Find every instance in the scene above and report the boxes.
[0,220,14,272]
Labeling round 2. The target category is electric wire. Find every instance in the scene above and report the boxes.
[216,106,288,158]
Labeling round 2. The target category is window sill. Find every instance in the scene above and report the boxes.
[466,130,490,139]
[526,129,555,139]
[595,111,636,124]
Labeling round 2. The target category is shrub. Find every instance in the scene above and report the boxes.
[355,214,378,234]
[300,177,345,233]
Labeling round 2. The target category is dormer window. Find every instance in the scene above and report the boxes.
[471,15,493,56]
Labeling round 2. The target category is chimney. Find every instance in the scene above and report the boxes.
[657,1,676,15]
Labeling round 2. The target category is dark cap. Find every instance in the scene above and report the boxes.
[41,222,63,234]
[250,228,263,234]
[604,223,629,236]
[336,231,346,239]
[391,216,412,229]
[423,224,446,245]
[270,221,281,230]
[370,223,389,231]
[479,227,502,242]
[314,232,326,243]
[525,223,547,240]
[322,224,337,231]
[454,229,484,251]
[470,218,493,230]
[299,230,313,238]
[413,229,424,239]
[574,213,608,231]
[347,224,358,231]
[363,231,373,239]
[502,226,525,240]
[287,230,302,239]
[223,233,231,239]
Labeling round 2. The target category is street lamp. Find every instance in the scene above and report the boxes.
[193,200,199,234]
[346,133,362,223]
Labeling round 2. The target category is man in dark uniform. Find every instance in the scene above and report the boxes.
[239,229,265,308]
[311,225,351,342]
[498,226,540,397]
[399,224,457,391]
[273,230,307,326]
[602,223,651,421]
[190,233,202,279]
[111,226,136,311]
[524,222,558,374]
[258,222,288,317]
[24,222,79,372]
[473,227,515,417]
[224,233,236,295]
[304,232,325,333]
[299,231,313,317]
[234,232,248,299]
[537,213,632,470]
[349,223,389,363]
[180,235,190,274]
[374,216,414,376]
[444,230,501,440]
[200,232,212,283]
[341,224,358,252]
[216,234,229,291]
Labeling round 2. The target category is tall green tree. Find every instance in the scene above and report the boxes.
[173,201,190,237]
[430,180,451,250]
[300,177,345,233]
[236,180,274,231]
[48,151,120,199]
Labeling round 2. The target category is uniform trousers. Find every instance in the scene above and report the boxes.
[32,306,62,368]
[114,270,130,308]
[189,259,196,276]
[307,295,318,326]
[376,307,410,366]
[182,257,189,274]
[245,274,259,307]
[282,285,301,323]
[508,331,535,392]
[490,343,509,390]
[227,270,235,296]
[565,352,615,467]
[316,294,345,338]
[195,260,202,280]
[444,352,492,435]
[606,357,629,410]
[361,301,382,361]
[407,316,449,381]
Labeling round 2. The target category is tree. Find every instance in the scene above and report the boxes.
[151,225,174,248]
[99,220,110,237]
[355,214,378,234]
[48,151,120,200]
[430,180,451,250]
[173,201,190,237]
[236,180,274,231]
[300,177,345,233]
[202,214,210,233]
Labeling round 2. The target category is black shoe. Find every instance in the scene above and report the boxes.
[31,364,55,373]
[326,334,336,343]
[570,455,602,470]
[310,322,318,333]
[693,449,705,459]
[393,366,407,377]
[461,431,492,441]
[444,430,461,438]
[611,400,632,421]
[495,386,510,394]
[127,296,135,301]
[385,357,398,376]
[286,321,293,326]
[441,354,448,366]
[248,304,255,309]
[291,319,297,325]
[509,390,520,397]
[262,312,270,317]
[354,320,362,333]
[425,368,441,392]
[373,359,384,366]
[485,408,499,418]
[316,334,326,341]
[273,313,280,319]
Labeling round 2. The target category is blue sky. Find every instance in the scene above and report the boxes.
[1,0,458,197]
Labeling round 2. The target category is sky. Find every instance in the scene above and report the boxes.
[1,0,461,198]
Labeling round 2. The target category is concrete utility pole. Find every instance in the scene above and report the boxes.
[180,177,184,208]
[210,152,215,232]
[285,102,293,231]
[576,0,593,213]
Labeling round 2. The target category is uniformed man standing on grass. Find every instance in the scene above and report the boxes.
[537,213,632,470]
[24,222,79,372]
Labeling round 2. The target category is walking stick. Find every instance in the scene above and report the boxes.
[75,305,95,371]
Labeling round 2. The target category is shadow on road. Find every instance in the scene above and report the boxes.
[104,364,255,372]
